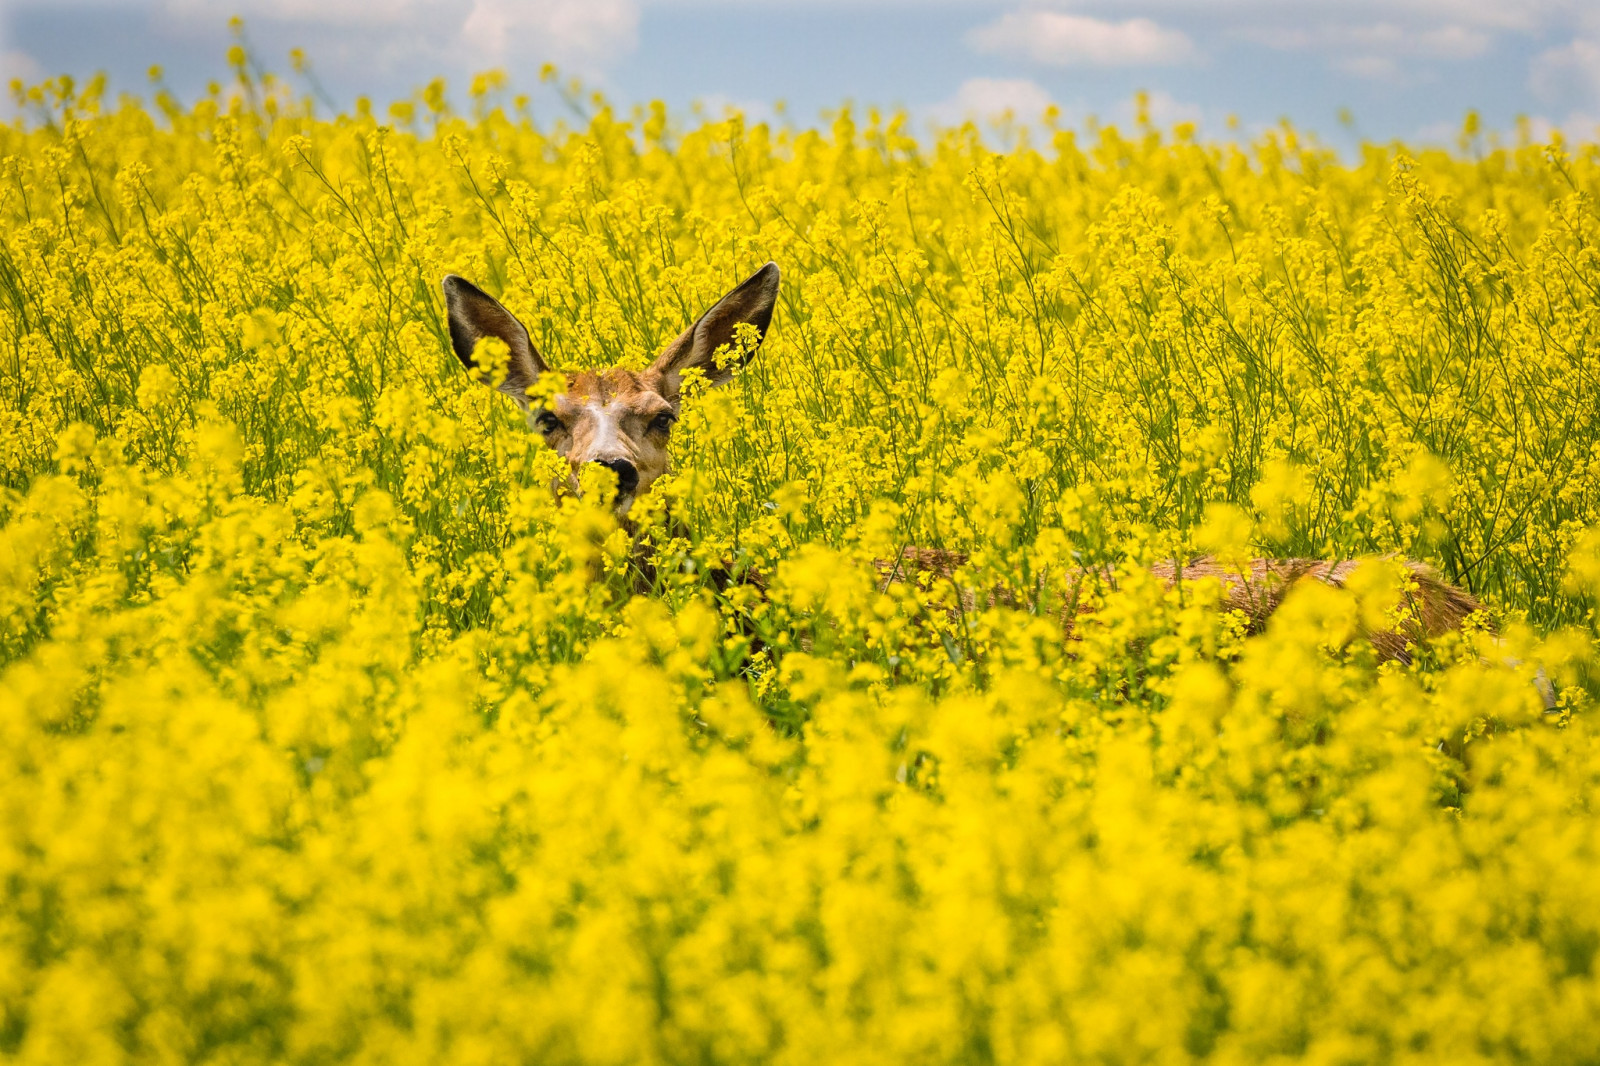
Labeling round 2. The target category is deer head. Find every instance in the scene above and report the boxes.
[441,262,780,517]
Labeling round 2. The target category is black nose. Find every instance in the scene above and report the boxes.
[592,458,638,496]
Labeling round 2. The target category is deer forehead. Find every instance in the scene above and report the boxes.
[553,370,674,431]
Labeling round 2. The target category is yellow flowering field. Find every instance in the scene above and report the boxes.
[5,61,1600,1063]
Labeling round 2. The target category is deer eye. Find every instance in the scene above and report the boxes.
[649,411,677,435]
[533,409,563,434]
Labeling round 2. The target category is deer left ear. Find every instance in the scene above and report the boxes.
[650,262,780,393]
[441,274,548,404]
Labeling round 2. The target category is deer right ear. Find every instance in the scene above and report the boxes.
[649,262,780,395]
[441,275,548,403]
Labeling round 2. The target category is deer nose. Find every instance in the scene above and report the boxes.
[591,458,638,497]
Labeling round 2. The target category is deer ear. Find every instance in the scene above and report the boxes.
[649,262,779,394]
[441,275,548,403]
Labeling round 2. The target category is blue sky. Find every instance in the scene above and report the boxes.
[3,0,1599,148]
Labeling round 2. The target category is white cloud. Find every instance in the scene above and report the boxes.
[1246,21,1488,58]
[1412,118,1460,144]
[1525,110,1600,143]
[1123,88,1203,129]
[1,50,44,86]
[1414,25,1493,58]
[152,0,640,75]
[1243,18,1490,82]
[692,93,776,126]
[927,77,1054,127]
[1530,39,1600,107]
[461,0,637,68]
[1334,54,1403,81]
[1064,0,1567,34]
[969,12,1196,67]
[158,0,447,26]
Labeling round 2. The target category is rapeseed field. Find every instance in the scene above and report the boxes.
[4,58,1600,1063]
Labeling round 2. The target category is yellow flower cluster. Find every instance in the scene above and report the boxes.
[3,68,1600,1062]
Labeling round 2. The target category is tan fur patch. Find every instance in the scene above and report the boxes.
[872,550,1485,662]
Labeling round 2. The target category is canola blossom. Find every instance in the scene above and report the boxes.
[3,64,1600,1063]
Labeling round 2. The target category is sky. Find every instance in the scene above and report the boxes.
[3,0,1600,148]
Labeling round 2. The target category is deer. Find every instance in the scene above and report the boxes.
[440,262,1491,664]
[442,263,781,517]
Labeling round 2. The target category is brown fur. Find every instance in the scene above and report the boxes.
[871,550,1485,661]
[1149,556,1484,658]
